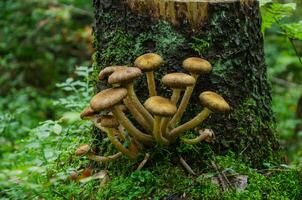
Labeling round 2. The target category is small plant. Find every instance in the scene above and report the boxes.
[77,53,230,169]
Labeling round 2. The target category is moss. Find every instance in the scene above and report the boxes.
[227,98,279,165]
[97,161,221,200]
[190,36,210,56]
[95,153,302,199]
[216,154,302,200]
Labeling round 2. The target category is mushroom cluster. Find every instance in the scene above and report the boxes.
[77,53,230,163]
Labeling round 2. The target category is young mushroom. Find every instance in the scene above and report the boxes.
[98,114,126,141]
[98,66,127,80]
[144,96,177,145]
[80,106,97,120]
[134,53,163,97]
[97,115,138,159]
[108,67,154,131]
[90,88,154,144]
[169,57,212,129]
[88,152,122,163]
[182,128,214,145]
[169,91,230,141]
[75,144,90,156]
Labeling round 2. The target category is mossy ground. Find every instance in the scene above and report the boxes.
[92,153,301,200]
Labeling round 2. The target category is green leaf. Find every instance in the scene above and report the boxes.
[53,123,62,135]
[260,0,273,7]
[261,3,296,33]
[59,112,81,124]
[280,21,302,40]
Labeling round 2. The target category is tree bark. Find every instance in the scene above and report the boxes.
[92,0,280,167]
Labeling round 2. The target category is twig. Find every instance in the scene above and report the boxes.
[271,77,302,88]
[136,153,150,170]
[239,143,249,155]
[211,161,227,191]
[289,38,302,65]
[179,156,196,175]
[256,168,293,173]
[211,161,234,191]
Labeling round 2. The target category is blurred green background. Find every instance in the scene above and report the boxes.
[0,0,301,199]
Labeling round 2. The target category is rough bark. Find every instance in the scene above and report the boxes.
[92,0,280,167]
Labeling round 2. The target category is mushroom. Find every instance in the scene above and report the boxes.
[162,72,196,105]
[161,73,196,136]
[88,152,122,162]
[99,114,120,128]
[144,96,177,145]
[108,67,154,131]
[90,88,153,144]
[75,144,90,156]
[97,115,138,159]
[168,57,212,129]
[98,66,127,80]
[134,53,163,97]
[80,106,97,120]
[182,128,214,145]
[169,91,230,141]
[98,114,126,141]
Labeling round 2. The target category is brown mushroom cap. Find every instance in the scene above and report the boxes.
[75,144,90,156]
[134,53,163,72]
[80,106,97,119]
[108,67,142,85]
[98,66,127,80]
[162,72,196,89]
[199,91,230,113]
[90,88,128,112]
[182,57,212,74]
[99,115,119,128]
[144,96,177,117]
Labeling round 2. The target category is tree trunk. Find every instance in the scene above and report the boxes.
[92,0,280,168]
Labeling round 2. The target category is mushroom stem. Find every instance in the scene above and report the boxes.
[153,116,169,145]
[105,128,138,159]
[92,120,138,159]
[168,74,199,128]
[171,89,181,105]
[92,117,108,132]
[160,117,170,138]
[123,97,153,133]
[182,130,213,145]
[111,106,154,144]
[112,126,126,141]
[169,108,212,141]
[87,152,122,162]
[126,83,154,125]
[146,72,157,97]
